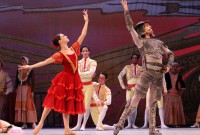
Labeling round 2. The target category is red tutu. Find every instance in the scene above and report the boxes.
[43,71,85,115]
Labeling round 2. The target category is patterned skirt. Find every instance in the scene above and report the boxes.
[15,85,37,123]
[164,88,185,125]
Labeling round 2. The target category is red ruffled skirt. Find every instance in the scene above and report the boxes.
[43,71,85,115]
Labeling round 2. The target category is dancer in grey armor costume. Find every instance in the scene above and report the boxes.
[114,1,174,135]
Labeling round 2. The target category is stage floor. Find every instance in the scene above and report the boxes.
[8,128,200,135]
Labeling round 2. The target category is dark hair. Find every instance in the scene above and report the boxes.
[52,34,61,47]
[81,46,90,52]
[100,72,108,79]
[131,53,140,59]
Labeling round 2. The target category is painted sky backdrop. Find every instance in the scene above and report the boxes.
[0,0,199,53]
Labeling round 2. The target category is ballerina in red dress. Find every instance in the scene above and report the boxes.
[19,10,89,135]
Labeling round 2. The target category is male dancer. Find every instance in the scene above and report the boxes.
[72,46,97,131]
[90,72,114,130]
[118,53,141,129]
[114,1,174,135]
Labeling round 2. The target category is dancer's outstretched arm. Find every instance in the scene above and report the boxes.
[121,0,143,48]
[18,57,54,70]
[77,10,89,45]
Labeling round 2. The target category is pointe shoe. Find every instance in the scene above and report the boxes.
[71,126,81,131]
[21,124,27,129]
[32,123,37,129]
[96,127,104,131]
[132,125,139,129]
[33,122,43,135]
[65,131,76,135]
[80,126,85,131]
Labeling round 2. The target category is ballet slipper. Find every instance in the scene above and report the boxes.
[33,122,43,135]
[65,130,76,135]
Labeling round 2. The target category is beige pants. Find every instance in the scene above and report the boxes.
[126,86,136,101]
[90,105,108,128]
[82,84,93,109]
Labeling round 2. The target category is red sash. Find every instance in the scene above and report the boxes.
[82,81,92,85]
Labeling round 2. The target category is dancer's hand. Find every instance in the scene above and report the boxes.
[83,10,89,22]
[121,0,128,11]
[18,65,31,70]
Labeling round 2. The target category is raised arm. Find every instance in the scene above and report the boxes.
[18,57,55,70]
[121,0,143,48]
[77,10,89,45]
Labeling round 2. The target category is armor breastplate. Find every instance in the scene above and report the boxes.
[142,38,165,59]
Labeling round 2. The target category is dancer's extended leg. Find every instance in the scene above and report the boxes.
[113,95,141,135]
[33,107,51,135]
